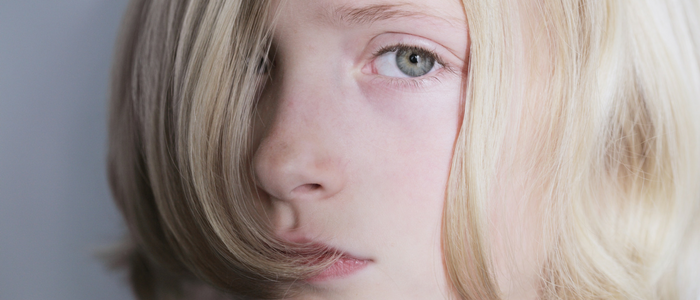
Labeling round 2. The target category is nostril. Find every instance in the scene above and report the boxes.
[291,183,322,195]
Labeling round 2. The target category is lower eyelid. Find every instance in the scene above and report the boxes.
[368,67,451,92]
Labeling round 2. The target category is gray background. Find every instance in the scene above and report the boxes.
[1,1,134,299]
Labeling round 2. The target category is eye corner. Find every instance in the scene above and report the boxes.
[360,59,376,75]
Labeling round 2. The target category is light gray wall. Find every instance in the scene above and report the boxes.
[0,1,134,299]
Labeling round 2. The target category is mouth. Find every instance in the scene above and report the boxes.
[306,252,370,282]
[276,234,372,283]
[294,240,371,283]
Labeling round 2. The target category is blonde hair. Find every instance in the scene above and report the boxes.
[108,0,700,299]
[444,1,700,299]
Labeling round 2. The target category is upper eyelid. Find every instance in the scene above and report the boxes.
[373,43,441,61]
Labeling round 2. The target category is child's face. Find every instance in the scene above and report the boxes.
[253,0,468,298]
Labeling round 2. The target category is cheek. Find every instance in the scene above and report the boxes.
[351,82,463,219]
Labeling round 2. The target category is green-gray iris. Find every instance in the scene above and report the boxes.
[396,47,435,77]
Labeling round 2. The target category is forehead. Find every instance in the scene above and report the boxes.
[272,0,466,30]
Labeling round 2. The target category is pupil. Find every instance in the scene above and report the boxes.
[409,53,420,64]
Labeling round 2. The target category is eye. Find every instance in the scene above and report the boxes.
[372,44,442,78]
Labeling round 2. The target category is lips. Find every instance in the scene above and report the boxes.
[275,233,371,282]
[289,240,371,283]
[306,253,370,282]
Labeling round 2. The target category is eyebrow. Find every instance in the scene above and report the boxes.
[321,3,461,28]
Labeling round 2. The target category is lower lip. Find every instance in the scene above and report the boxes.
[307,257,369,282]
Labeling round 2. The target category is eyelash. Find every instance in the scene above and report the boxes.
[370,42,454,90]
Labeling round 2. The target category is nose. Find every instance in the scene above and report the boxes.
[252,63,346,207]
[253,134,345,203]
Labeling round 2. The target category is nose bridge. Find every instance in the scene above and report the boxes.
[253,57,345,203]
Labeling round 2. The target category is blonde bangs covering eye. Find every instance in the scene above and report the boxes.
[109,0,332,298]
[109,0,700,299]
[444,0,700,299]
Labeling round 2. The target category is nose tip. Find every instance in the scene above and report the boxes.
[253,138,344,203]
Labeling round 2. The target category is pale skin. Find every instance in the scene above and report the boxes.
[252,0,537,299]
